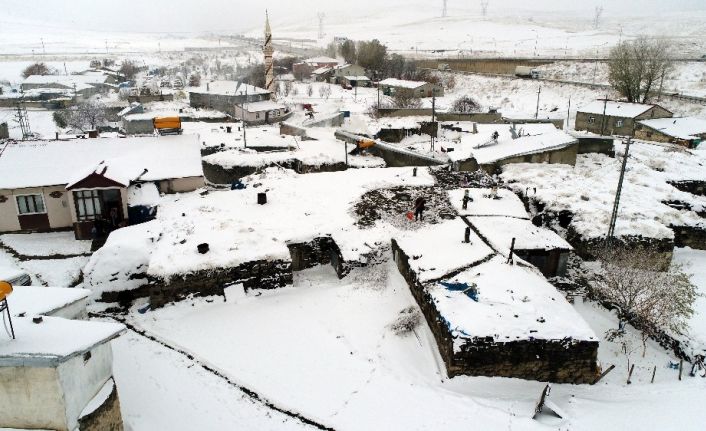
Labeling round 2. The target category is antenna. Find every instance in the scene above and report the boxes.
[317,12,326,39]
[442,0,448,17]
[480,1,489,16]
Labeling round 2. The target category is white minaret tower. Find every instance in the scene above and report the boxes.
[263,11,275,94]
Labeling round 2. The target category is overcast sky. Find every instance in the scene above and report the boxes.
[3,0,706,33]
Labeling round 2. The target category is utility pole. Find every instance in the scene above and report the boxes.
[535,86,541,119]
[317,12,326,40]
[442,0,448,17]
[40,38,46,55]
[600,96,608,135]
[480,1,489,16]
[14,99,32,140]
[566,96,571,131]
[658,69,666,102]
[431,90,437,152]
[606,138,632,244]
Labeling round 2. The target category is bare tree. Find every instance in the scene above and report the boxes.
[22,62,56,78]
[452,95,481,113]
[318,85,332,99]
[392,89,422,109]
[607,37,674,103]
[307,84,314,97]
[57,101,108,132]
[591,245,698,357]
[119,60,140,80]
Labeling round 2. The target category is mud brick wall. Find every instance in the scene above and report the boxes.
[78,381,124,431]
[149,259,293,308]
[392,239,599,384]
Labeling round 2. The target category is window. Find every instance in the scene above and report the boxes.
[588,116,596,124]
[16,194,46,215]
[74,190,102,221]
[616,119,624,127]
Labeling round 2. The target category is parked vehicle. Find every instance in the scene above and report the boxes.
[515,66,540,79]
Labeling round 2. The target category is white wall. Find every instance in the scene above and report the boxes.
[0,366,67,430]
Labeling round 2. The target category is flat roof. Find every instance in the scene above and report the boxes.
[379,78,428,89]
[447,188,529,219]
[190,80,270,96]
[7,286,90,318]
[0,316,125,367]
[578,100,665,118]
[431,257,596,349]
[468,216,572,252]
[638,117,706,140]
[0,135,204,190]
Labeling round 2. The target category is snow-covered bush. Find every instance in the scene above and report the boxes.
[388,307,422,336]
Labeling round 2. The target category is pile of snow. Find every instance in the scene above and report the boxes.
[127,183,161,207]
[0,232,91,257]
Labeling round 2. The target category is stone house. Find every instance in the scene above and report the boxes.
[341,76,371,88]
[575,100,673,136]
[635,117,706,148]
[379,78,444,98]
[0,135,205,240]
[189,80,271,117]
[21,74,115,98]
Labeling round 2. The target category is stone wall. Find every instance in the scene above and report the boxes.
[576,136,615,156]
[149,259,293,308]
[480,143,579,174]
[671,225,706,250]
[669,180,706,197]
[288,237,336,271]
[202,158,347,184]
[77,381,124,431]
[391,239,598,384]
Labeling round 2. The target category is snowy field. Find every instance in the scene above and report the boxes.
[120,261,705,431]
[0,232,91,257]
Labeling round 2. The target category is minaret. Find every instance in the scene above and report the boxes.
[263,11,275,94]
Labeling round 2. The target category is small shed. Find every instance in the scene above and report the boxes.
[342,76,371,88]
[636,117,706,148]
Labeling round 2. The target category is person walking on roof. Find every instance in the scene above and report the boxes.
[414,196,426,222]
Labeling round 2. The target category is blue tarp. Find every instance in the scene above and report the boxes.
[439,281,479,301]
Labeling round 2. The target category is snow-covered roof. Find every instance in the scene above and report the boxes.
[0,316,125,367]
[431,256,596,348]
[468,129,577,165]
[447,188,529,218]
[393,219,494,283]
[242,100,288,112]
[638,117,706,140]
[23,74,109,87]
[0,135,204,190]
[311,67,333,75]
[379,78,428,89]
[128,182,161,207]
[578,100,663,118]
[468,216,572,252]
[344,76,370,81]
[190,80,270,96]
[304,56,340,65]
[7,286,90,318]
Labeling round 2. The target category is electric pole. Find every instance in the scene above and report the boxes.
[317,13,326,40]
[535,86,541,119]
[431,89,437,152]
[442,0,448,17]
[606,138,632,244]
[566,96,571,131]
[14,99,32,140]
[600,96,608,135]
[480,1,489,16]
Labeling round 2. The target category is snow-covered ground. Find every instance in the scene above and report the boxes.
[121,261,706,431]
[672,247,706,358]
[0,232,91,257]
[501,142,706,240]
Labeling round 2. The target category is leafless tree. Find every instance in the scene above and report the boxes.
[452,95,481,113]
[388,306,422,336]
[392,89,422,109]
[591,245,698,357]
[57,101,108,132]
[307,84,314,97]
[22,62,56,78]
[607,36,674,103]
[119,60,140,80]
[318,85,332,99]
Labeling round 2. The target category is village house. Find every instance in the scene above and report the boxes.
[311,66,334,82]
[332,64,367,83]
[233,99,292,125]
[188,80,272,118]
[292,56,341,80]
[635,117,706,148]
[0,135,205,240]
[341,76,371,88]
[379,78,444,97]
[21,73,115,98]
[575,100,673,136]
